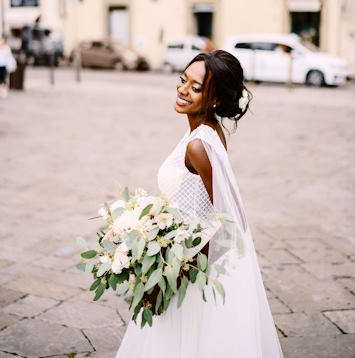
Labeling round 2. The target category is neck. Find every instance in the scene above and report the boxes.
[187,113,215,133]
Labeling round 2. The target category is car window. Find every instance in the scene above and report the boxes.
[251,42,276,51]
[191,44,202,50]
[168,44,184,49]
[235,42,252,50]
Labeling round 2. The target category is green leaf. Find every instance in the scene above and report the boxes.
[202,289,207,302]
[141,310,147,328]
[104,202,112,217]
[144,267,163,292]
[80,250,97,259]
[117,269,129,283]
[143,308,153,327]
[117,281,129,295]
[189,268,198,283]
[93,283,105,301]
[136,238,146,261]
[184,237,193,248]
[164,229,177,241]
[142,255,156,275]
[112,207,125,220]
[158,276,166,293]
[85,262,94,274]
[131,282,145,310]
[76,236,88,250]
[76,262,86,272]
[155,290,162,314]
[108,274,119,291]
[97,262,111,277]
[139,204,153,220]
[125,230,141,248]
[147,227,160,241]
[197,253,208,271]
[192,237,201,246]
[177,276,188,308]
[123,187,130,202]
[134,264,142,276]
[212,286,217,303]
[213,280,226,304]
[102,240,116,253]
[132,302,142,323]
[146,241,160,256]
[196,271,207,291]
[171,243,183,261]
[89,278,101,291]
[166,266,178,293]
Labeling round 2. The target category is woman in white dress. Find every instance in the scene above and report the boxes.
[116,50,284,358]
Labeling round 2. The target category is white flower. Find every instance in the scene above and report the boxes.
[135,187,148,197]
[111,242,131,274]
[238,89,249,112]
[99,255,111,264]
[174,229,190,244]
[156,213,173,230]
[98,207,108,220]
[112,208,141,233]
[110,200,125,211]
[137,196,164,216]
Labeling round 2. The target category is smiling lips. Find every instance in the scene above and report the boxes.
[176,95,191,107]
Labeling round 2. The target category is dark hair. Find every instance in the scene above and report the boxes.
[184,50,251,128]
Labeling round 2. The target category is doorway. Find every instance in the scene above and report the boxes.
[109,6,130,45]
[192,4,214,37]
[290,11,320,46]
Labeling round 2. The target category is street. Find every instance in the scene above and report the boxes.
[0,67,354,357]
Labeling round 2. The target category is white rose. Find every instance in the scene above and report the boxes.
[156,213,173,230]
[174,229,190,244]
[112,243,131,274]
[112,208,141,233]
[99,255,111,264]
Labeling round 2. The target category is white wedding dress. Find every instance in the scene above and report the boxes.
[116,124,284,358]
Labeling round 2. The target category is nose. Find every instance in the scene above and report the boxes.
[177,81,188,96]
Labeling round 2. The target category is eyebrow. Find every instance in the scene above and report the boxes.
[183,72,203,86]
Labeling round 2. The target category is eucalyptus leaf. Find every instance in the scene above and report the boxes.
[164,229,177,241]
[117,269,129,283]
[85,262,94,274]
[89,278,101,291]
[104,202,112,217]
[214,280,226,304]
[139,204,153,220]
[131,282,145,310]
[184,237,193,248]
[136,238,146,261]
[123,187,130,202]
[189,268,198,283]
[171,243,183,261]
[102,240,116,253]
[108,274,119,291]
[80,250,97,259]
[76,236,88,250]
[147,227,160,241]
[112,207,125,220]
[196,271,207,291]
[146,241,160,256]
[93,283,105,301]
[143,308,153,327]
[155,290,162,314]
[192,236,201,246]
[177,276,188,308]
[96,262,111,277]
[132,302,142,323]
[76,262,86,272]
[166,266,178,293]
[117,281,130,295]
[125,230,140,249]
[158,276,166,293]
[142,255,156,275]
[144,267,162,292]
[197,253,208,271]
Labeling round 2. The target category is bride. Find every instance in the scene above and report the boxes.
[116,50,284,358]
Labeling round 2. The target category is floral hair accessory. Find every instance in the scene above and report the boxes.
[238,89,249,112]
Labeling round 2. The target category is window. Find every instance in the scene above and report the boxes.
[251,42,276,51]
[11,0,39,6]
[168,44,184,49]
[235,42,252,50]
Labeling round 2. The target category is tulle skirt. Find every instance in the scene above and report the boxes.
[116,235,284,358]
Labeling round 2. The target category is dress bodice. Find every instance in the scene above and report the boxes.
[157,126,214,219]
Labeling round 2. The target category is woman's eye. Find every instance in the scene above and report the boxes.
[179,76,186,84]
[192,86,201,93]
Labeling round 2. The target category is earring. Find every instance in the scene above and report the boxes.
[213,104,216,108]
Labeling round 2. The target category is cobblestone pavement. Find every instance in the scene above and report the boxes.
[0,67,354,358]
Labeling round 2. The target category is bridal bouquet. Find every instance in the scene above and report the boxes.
[76,187,225,328]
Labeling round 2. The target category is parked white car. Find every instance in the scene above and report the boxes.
[224,33,352,86]
[162,36,206,73]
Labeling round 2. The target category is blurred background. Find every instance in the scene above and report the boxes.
[0,1,354,358]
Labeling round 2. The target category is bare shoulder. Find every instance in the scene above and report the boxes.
[186,139,211,174]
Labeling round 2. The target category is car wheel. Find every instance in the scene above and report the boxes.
[162,62,174,73]
[306,70,325,87]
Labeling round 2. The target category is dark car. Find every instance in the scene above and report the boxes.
[70,41,149,71]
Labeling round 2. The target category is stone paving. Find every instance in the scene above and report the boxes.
[0,67,354,357]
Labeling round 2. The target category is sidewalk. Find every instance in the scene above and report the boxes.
[0,68,354,357]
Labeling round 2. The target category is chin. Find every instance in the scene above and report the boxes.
[174,104,186,114]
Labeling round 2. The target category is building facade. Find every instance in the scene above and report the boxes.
[1,0,354,72]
